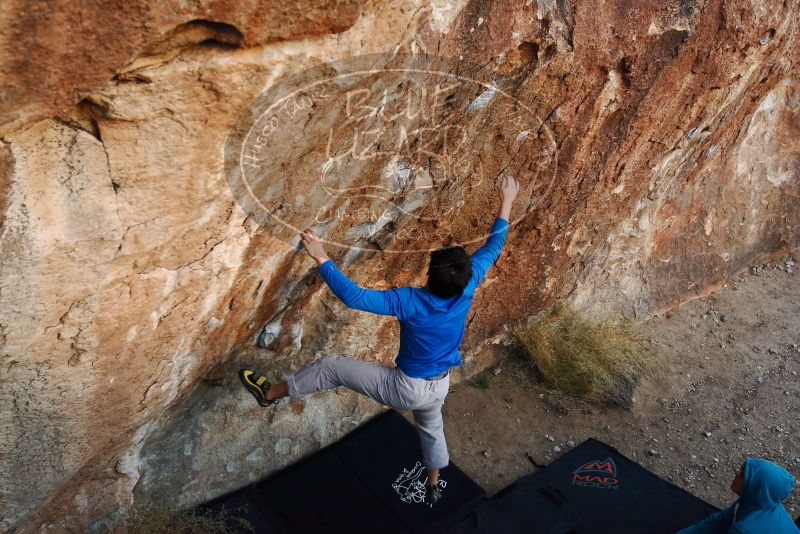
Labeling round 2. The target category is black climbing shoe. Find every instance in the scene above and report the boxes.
[239,369,274,407]
[425,483,443,507]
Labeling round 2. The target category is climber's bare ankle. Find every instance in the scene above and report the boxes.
[267,381,288,401]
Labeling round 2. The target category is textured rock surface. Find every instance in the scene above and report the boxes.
[0,0,369,130]
[1,0,798,531]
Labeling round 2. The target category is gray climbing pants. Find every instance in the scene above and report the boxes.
[284,355,450,469]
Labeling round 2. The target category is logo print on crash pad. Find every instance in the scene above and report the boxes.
[572,457,620,490]
[392,461,447,505]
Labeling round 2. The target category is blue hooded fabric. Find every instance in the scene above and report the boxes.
[678,458,799,534]
[317,217,509,378]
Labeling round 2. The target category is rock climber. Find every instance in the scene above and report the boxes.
[678,457,799,533]
[240,175,520,506]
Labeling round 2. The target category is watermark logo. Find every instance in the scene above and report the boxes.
[392,460,446,506]
[224,53,557,254]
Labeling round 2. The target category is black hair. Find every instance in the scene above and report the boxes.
[427,246,471,298]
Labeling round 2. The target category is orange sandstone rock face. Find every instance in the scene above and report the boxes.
[0,0,369,130]
[0,0,798,531]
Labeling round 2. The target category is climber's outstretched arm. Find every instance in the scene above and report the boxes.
[300,229,413,318]
[299,176,518,311]
[468,176,519,286]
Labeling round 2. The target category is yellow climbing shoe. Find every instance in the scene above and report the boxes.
[239,369,274,407]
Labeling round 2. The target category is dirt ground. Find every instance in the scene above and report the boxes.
[442,256,799,514]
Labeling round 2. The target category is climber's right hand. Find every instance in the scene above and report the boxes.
[498,175,520,221]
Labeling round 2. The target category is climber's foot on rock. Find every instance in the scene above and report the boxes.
[239,369,275,407]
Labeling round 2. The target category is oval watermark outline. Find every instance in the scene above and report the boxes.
[226,53,559,254]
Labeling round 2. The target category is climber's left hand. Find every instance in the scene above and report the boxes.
[300,229,330,265]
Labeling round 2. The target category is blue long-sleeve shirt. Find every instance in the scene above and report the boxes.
[317,217,509,378]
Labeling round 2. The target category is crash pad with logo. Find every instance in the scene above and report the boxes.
[199,409,485,533]
[447,438,719,534]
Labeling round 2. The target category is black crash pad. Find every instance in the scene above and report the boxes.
[200,410,485,533]
[448,438,718,534]
[252,451,405,533]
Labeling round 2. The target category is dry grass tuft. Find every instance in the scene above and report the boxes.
[513,304,655,408]
[124,500,253,534]
[471,374,492,389]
